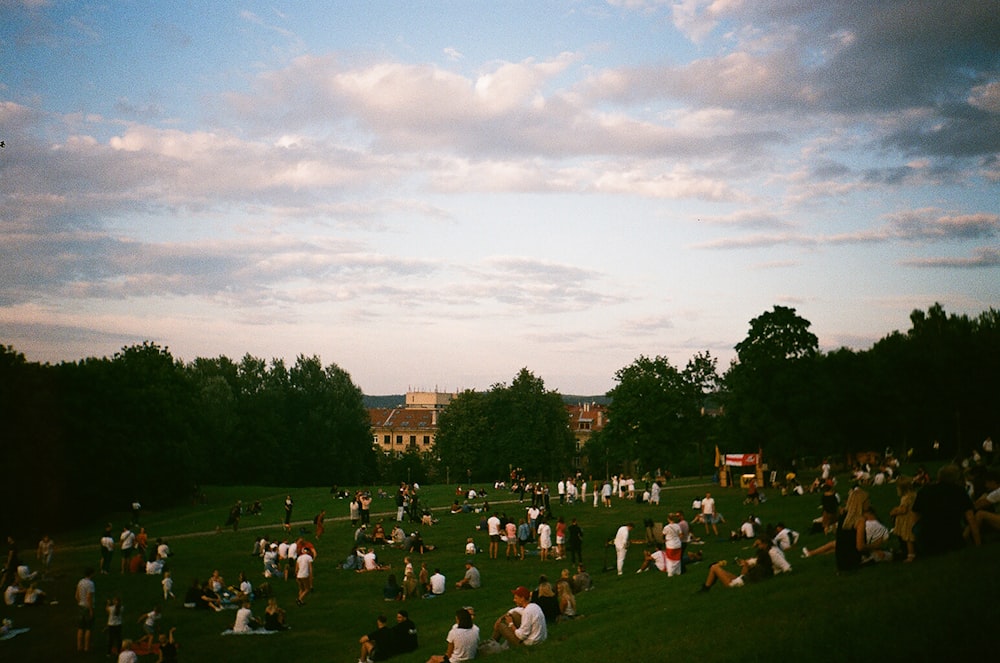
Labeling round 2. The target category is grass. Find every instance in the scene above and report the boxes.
[2,475,995,662]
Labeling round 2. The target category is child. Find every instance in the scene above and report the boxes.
[890,476,918,562]
[464,537,476,556]
[161,570,174,601]
[157,627,178,663]
[137,605,162,647]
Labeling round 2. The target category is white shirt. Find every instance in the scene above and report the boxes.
[487,516,501,536]
[769,546,792,574]
[614,525,631,549]
[514,602,547,645]
[662,523,682,550]
[772,528,798,551]
[447,624,480,662]
[233,606,254,633]
[702,497,715,515]
[295,552,312,579]
[430,572,446,595]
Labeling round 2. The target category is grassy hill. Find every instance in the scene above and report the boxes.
[3,474,994,661]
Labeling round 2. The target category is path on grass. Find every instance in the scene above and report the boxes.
[60,481,713,552]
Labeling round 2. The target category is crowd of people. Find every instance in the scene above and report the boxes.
[6,449,1000,661]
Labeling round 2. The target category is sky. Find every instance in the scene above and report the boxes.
[1,0,998,395]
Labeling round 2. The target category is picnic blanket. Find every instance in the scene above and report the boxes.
[221,629,279,636]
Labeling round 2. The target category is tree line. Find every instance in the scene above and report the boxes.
[0,343,374,535]
[589,303,1000,479]
[2,302,997,535]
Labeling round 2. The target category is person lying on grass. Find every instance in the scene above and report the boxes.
[696,536,775,592]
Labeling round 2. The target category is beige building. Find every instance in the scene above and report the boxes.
[370,391,456,456]
[370,392,608,465]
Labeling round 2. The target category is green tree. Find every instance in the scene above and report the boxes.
[434,369,574,482]
[723,306,820,465]
[590,354,716,478]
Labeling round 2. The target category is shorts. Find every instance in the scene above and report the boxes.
[703,514,719,524]
[729,576,745,588]
[556,536,565,544]
[490,534,501,543]
[78,606,94,629]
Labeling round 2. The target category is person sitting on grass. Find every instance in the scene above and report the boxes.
[556,570,577,621]
[360,548,390,572]
[372,522,388,546]
[391,609,418,655]
[455,561,481,590]
[531,575,560,625]
[358,614,394,663]
[491,585,547,648]
[382,574,402,601]
[857,506,893,564]
[232,600,260,633]
[425,608,478,663]
[263,597,289,631]
[696,536,775,592]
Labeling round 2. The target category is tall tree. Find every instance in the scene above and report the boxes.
[590,354,714,478]
[434,369,574,482]
[723,306,820,466]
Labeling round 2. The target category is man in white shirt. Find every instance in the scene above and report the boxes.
[492,586,547,647]
[294,550,312,605]
[119,526,135,574]
[429,568,446,596]
[701,493,719,536]
[614,523,634,575]
[487,513,502,559]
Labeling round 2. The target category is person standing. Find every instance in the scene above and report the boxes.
[120,525,135,574]
[613,523,634,575]
[99,525,115,575]
[36,535,54,575]
[106,595,123,657]
[284,495,294,534]
[314,510,326,539]
[295,546,313,606]
[396,484,406,522]
[360,492,372,526]
[567,518,584,564]
[487,512,502,559]
[701,493,719,536]
[75,567,96,652]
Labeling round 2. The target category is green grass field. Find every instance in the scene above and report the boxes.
[2,476,995,662]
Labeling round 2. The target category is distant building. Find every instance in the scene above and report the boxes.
[369,392,608,466]
[370,391,456,456]
[566,402,608,469]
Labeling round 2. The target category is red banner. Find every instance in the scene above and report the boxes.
[723,453,759,467]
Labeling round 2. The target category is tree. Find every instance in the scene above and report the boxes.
[723,306,820,466]
[434,369,574,482]
[590,354,717,478]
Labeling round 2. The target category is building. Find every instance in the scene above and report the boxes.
[370,391,456,456]
[566,402,608,469]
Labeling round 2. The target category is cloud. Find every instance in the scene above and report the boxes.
[886,209,999,241]
[902,247,1000,268]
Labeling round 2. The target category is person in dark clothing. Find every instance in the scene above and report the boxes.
[391,609,418,654]
[912,465,980,555]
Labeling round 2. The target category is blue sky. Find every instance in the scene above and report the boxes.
[2,0,998,395]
